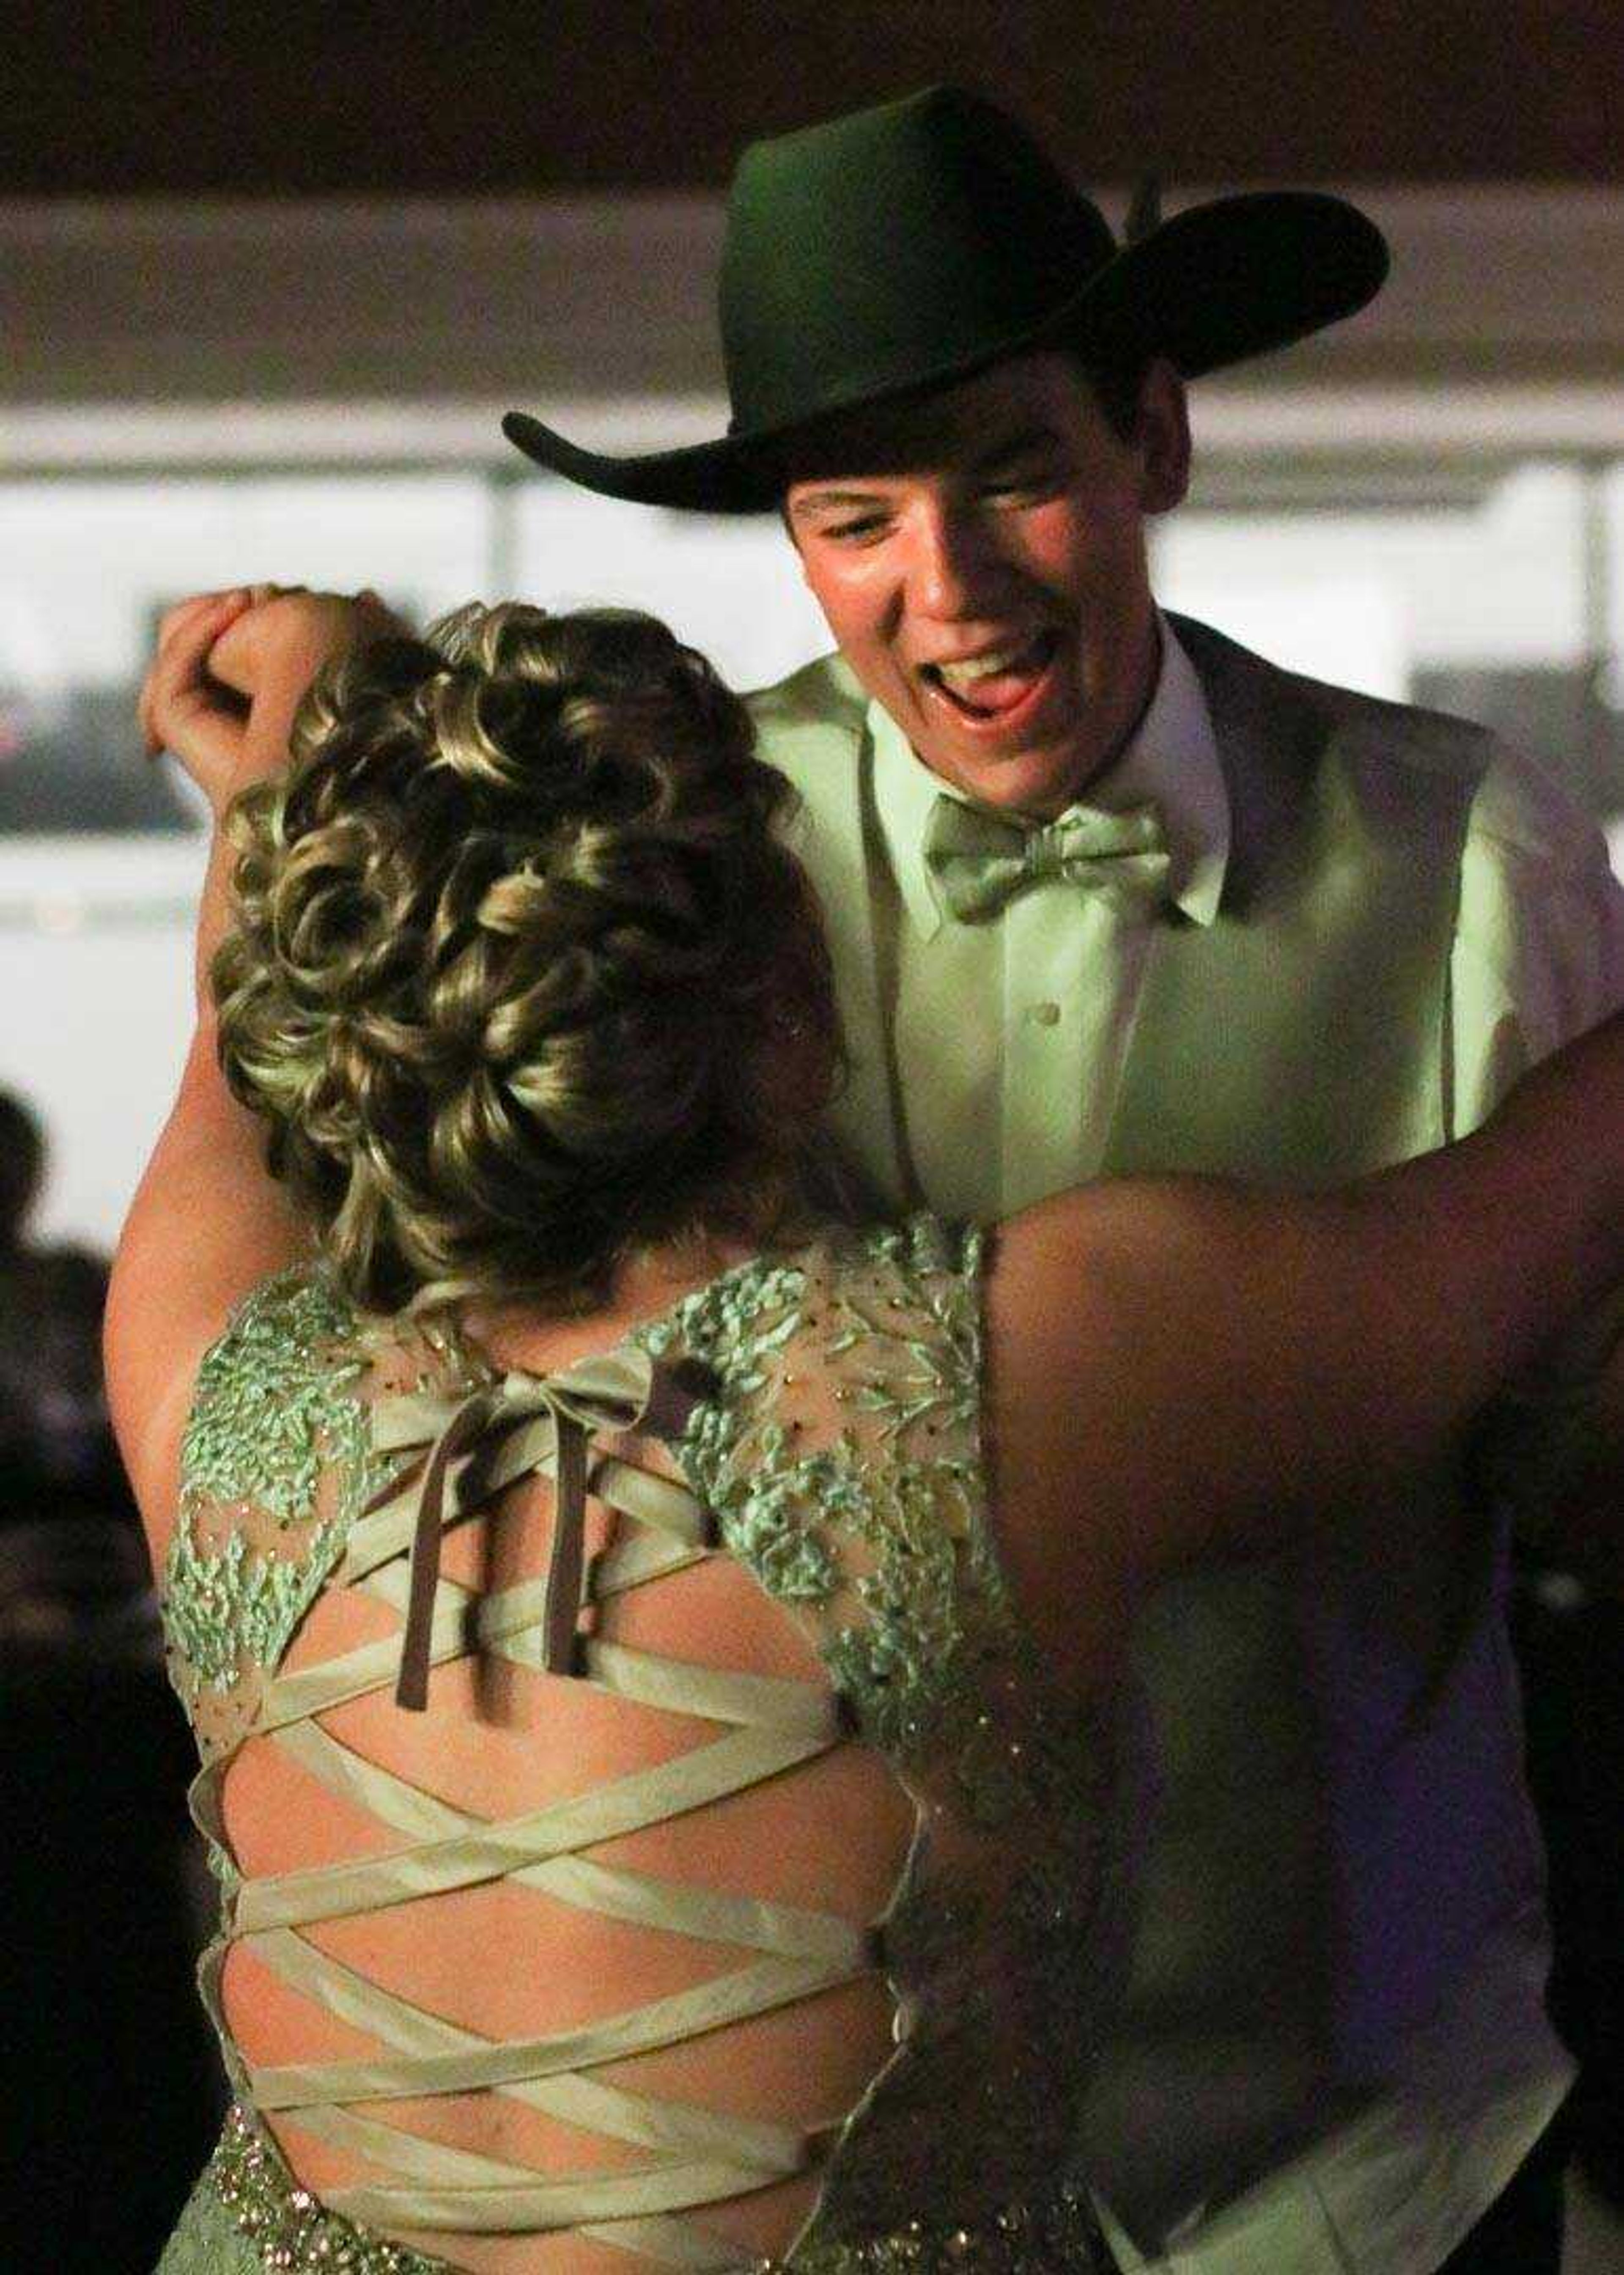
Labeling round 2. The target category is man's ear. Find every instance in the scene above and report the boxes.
[1136,358,1191,516]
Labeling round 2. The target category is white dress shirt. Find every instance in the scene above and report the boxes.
[867,615,1230,1213]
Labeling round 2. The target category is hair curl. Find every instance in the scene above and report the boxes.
[213,604,841,1314]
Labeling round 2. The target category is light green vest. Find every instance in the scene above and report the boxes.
[749,613,1488,1205]
[747,618,1564,2256]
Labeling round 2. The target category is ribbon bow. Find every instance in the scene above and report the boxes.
[393,1348,702,1711]
[922,793,1172,924]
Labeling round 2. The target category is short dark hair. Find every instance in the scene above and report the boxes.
[1069,342,1155,442]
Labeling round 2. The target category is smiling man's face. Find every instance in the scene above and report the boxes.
[785,352,1188,817]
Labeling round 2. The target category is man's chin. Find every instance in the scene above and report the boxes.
[917,735,1103,818]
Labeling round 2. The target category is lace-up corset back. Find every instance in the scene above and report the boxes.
[161,1222,1122,2272]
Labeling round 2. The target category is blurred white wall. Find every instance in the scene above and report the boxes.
[1155,465,1595,698]
[0,842,204,1248]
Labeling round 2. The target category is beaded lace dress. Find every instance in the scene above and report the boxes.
[156,1218,1133,2273]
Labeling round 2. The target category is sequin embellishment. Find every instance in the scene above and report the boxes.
[186,2107,447,2272]
[187,2105,1107,2273]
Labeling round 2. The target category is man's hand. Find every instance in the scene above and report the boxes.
[1479,1288,1624,1599]
[1530,1323,1624,1600]
[139,584,405,820]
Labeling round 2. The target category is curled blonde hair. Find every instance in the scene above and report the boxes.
[213,604,841,1313]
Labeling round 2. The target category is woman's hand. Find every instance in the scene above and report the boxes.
[137,587,255,817]
[139,585,405,820]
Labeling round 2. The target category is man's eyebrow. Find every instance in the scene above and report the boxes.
[787,485,892,516]
[778,482,892,519]
[787,423,1067,517]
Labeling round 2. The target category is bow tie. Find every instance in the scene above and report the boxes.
[922,794,1172,924]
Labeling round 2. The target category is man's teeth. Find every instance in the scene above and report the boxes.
[934,639,1045,693]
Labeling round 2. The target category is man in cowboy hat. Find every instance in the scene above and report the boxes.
[518,85,1624,2273]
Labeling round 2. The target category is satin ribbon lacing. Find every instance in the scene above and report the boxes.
[395,1351,705,1710]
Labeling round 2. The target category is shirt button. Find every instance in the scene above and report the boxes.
[1028,1001,1061,1027]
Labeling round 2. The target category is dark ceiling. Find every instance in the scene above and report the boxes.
[5,0,1617,194]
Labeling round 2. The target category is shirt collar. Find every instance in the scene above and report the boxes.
[868,611,1231,939]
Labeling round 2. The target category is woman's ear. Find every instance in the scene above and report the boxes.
[1136,357,1191,516]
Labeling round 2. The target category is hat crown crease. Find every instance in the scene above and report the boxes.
[720,87,1117,434]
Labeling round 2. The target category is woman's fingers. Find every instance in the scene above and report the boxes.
[139,589,244,754]
[138,590,255,796]
[206,588,398,696]
[150,587,251,668]
[145,582,302,697]
[140,587,308,757]
[139,585,410,810]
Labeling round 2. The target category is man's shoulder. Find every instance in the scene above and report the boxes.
[1170,611,1497,785]
[746,649,868,747]
[1171,612,1617,885]
[1456,740,1617,886]
[1174,609,1610,842]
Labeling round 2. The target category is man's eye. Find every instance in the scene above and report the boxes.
[826,516,888,543]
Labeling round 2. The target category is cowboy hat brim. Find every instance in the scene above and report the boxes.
[503,190,1387,515]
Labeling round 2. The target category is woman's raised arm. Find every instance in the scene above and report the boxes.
[106,588,398,1536]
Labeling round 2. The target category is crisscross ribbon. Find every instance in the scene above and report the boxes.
[190,1342,879,2264]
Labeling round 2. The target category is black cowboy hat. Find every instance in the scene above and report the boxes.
[503,85,1388,514]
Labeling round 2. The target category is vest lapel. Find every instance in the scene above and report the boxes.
[1102,618,1481,1183]
[750,659,909,1210]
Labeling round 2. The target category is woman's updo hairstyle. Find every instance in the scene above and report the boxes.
[213,604,841,1313]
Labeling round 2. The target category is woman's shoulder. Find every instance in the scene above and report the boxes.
[174,1262,493,1611]
[181,1265,482,1504]
[633,1212,985,1424]
[165,1265,486,1745]
[628,1214,987,1513]
[636,1215,1009,1770]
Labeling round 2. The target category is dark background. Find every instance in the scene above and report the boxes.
[1,0,1616,195]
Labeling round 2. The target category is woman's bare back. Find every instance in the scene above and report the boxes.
[159,1221,1127,2273]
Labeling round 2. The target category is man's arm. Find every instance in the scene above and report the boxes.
[1449,742,1624,1126]
[1448,742,1624,1583]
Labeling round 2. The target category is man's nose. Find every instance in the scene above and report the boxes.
[905,506,1001,619]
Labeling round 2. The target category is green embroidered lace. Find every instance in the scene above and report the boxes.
[165,1271,397,1729]
[159,1219,1126,2273]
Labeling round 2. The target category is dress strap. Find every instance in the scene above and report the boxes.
[391,1347,705,1709]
